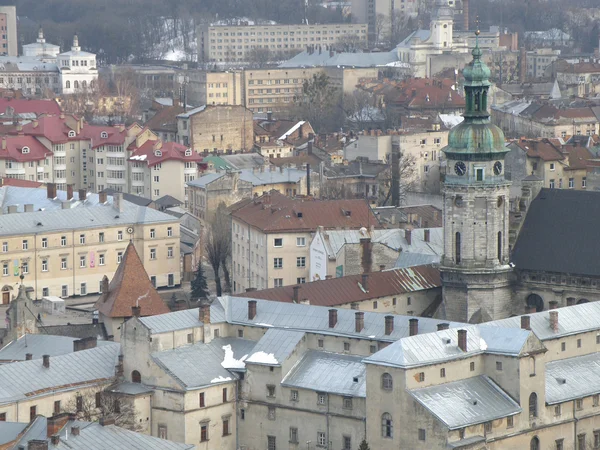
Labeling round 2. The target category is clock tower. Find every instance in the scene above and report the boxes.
[440,31,513,323]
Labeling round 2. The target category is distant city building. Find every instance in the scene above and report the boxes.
[0,6,17,56]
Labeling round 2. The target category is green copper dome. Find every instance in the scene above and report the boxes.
[444,33,507,160]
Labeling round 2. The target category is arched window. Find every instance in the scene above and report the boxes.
[21,146,29,154]
[82,80,87,88]
[529,392,538,418]
[131,370,141,383]
[578,298,589,304]
[381,413,393,438]
[455,232,461,264]
[497,231,502,262]
[100,131,108,139]
[68,130,76,138]
[90,80,95,88]
[530,436,539,450]
[474,91,481,111]
[74,80,79,89]
[65,80,70,89]
[381,373,393,391]
[529,357,536,376]
[185,149,192,156]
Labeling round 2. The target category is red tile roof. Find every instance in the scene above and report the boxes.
[0,135,52,162]
[231,190,380,232]
[129,139,203,167]
[563,145,594,171]
[0,177,43,188]
[144,105,184,133]
[94,242,170,318]
[80,124,127,148]
[515,138,565,161]
[0,98,61,116]
[21,115,74,144]
[238,265,441,306]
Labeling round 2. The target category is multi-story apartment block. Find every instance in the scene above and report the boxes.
[0,184,180,300]
[187,70,244,106]
[198,22,367,62]
[0,6,17,56]
[177,105,254,153]
[526,48,561,79]
[230,191,379,292]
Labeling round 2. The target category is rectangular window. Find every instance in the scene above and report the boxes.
[167,227,173,237]
[54,400,61,414]
[222,418,230,436]
[117,231,123,241]
[274,238,283,247]
[317,393,326,405]
[62,285,68,297]
[150,228,155,238]
[268,406,276,420]
[2,264,7,276]
[296,237,306,246]
[79,234,85,244]
[578,434,586,450]
[2,242,6,252]
[61,258,67,270]
[555,404,561,416]
[199,392,205,407]
[150,248,156,260]
[222,388,227,403]
[61,236,66,246]
[556,439,564,450]
[99,232,104,243]
[267,385,276,397]
[318,339,324,348]
[167,247,173,258]
[274,278,283,287]
[22,262,28,274]
[418,428,426,441]
[343,436,352,450]
[594,395,599,407]
[440,368,446,378]
[273,258,283,269]
[550,179,555,189]
[158,425,167,439]
[0,413,5,421]
[583,177,587,188]
[484,422,492,433]
[578,338,582,348]
[99,254,105,266]
[470,362,475,371]
[41,238,48,248]
[317,432,326,446]
[507,416,514,428]
[201,424,209,442]
[561,342,566,351]
[291,390,299,401]
[22,240,28,250]
[267,436,276,450]
[41,260,48,272]
[577,399,583,410]
[296,277,306,284]
[417,372,425,382]
[296,257,306,268]
[595,431,600,449]
[80,256,86,268]
[343,397,353,409]
[30,405,37,422]
[550,163,555,171]
[496,361,503,371]
[569,178,574,188]
[290,427,298,443]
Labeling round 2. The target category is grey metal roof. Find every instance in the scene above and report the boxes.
[546,352,600,404]
[187,171,225,188]
[409,376,521,430]
[222,296,465,342]
[395,252,441,268]
[488,301,600,341]
[0,190,176,237]
[364,326,529,369]
[279,50,399,68]
[281,350,366,397]
[221,153,267,170]
[0,421,28,444]
[188,167,307,188]
[0,185,113,213]
[448,436,486,448]
[53,420,195,449]
[151,337,256,390]
[13,416,47,447]
[106,381,154,396]
[0,334,111,362]
[0,56,58,72]
[246,328,305,366]
[396,29,432,48]
[0,343,120,405]
[177,105,206,119]
[139,302,226,334]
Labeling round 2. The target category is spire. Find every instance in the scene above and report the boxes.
[37,26,45,43]
[72,33,80,52]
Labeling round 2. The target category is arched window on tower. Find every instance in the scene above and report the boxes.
[474,91,481,111]
[530,436,539,450]
[482,90,488,111]
[455,232,461,264]
[529,392,538,418]
[498,231,502,262]
[131,370,141,383]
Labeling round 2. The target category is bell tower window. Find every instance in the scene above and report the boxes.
[476,168,484,181]
[455,232,461,264]
[498,231,502,262]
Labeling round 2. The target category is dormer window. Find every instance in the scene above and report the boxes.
[21,146,30,154]
[185,149,192,156]
[100,131,108,139]
[155,150,162,157]
[68,130,76,137]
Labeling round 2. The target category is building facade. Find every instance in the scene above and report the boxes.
[0,6,17,57]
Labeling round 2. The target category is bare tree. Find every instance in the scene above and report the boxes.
[379,151,418,205]
[204,204,232,296]
[291,72,343,133]
[321,177,355,199]
[65,390,142,432]
[343,90,383,130]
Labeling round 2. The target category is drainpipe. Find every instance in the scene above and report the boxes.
[573,400,578,450]
[326,393,330,450]
[235,379,240,450]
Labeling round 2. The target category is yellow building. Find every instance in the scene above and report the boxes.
[0,184,180,301]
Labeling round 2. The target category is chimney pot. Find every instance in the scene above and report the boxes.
[385,315,394,335]
[521,315,531,330]
[131,305,141,317]
[325,275,333,279]
[328,309,338,328]
[248,300,257,320]
[42,354,50,368]
[424,229,430,242]
[549,310,559,332]
[437,323,450,331]
[405,229,412,245]
[293,285,300,303]
[409,318,419,336]
[355,311,364,332]
[71,426,80,436]
[457,329,467,352]
[25,353,33,360]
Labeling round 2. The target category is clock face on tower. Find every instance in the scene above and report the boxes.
[493,161,503,175]
[454,161,467,176]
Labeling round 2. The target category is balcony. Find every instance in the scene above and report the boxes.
[5,167,25,176]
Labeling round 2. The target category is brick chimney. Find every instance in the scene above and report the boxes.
[73,336,97,352]
[248,300,257,320]
[424,229,430,243]
[51,435,60,445]
[46,182,56,199]
[549,311,559,332]
[379,264,386,271]
[199,303,211,324]
[457,329,467,352]
[99,191,107,203]
[42,354,50,368]
[293,285,300,303]
[66,184,74,201]
[360,238,372,274]
[99,417,115,426]
[437,323,449,331]
[25,353,32,360]
[385,315,394,335]
[28,441,49,450]
[549,300,558,310]
[71,425,80,435]
[355,312,364,332]
[405,229,412,245]
[101,275,109,295]
[131,306,141,317]
[78,188,87,200]
[521,315,531,330]
[361,274,369,292]
[329,309,338,328]
[409,318,419,336]
[47,412,71,437]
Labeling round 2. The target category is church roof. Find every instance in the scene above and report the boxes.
[94,243,169,318]
[512,188,600,277]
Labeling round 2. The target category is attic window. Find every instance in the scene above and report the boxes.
[155,150,162,157]
[100,131,108,139]
[21,146,30,154]
[68,130,76,137]
[343,210,352,216]
[297,211,303,218]
[185,148,192,156]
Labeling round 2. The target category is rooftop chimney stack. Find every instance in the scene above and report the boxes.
[42,354,50,368]
[131,306,141,317]
[424,229,430,242]
[293,285,300,303]
[437,323,450,331]
[99,191,107,204]
[329,309,338,328]
[355,312,364,332]
[549,310,559,332]
[521,315,531,330]
[71,426,80,436]
[385,315,394,335]
[46,182,56,199]
[405,229,412,245]
[25,353,32,360]
[78,188,87,201]
[457,329,467,352]
[361,273,369,291]
[248,300,257,320]
[28,440,49,450]
[200,303,211,324]
[409,318,419,336]
[549,300,558,310]
[101,275,109,295]
[379,264,386,271]
[67,185,74,201]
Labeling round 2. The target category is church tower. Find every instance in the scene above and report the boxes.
[431,0,454,50]
[440,31,512,323]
